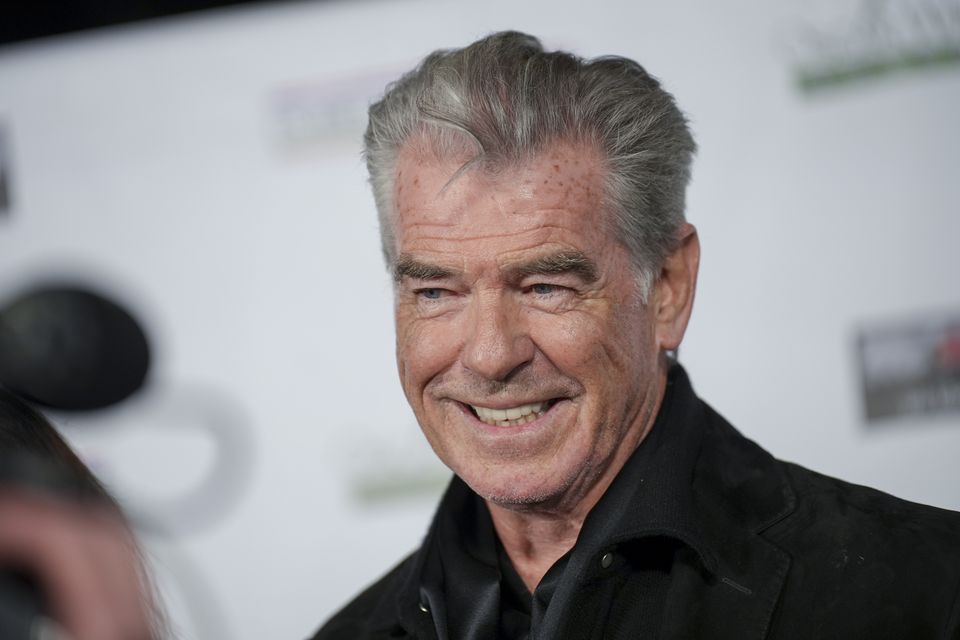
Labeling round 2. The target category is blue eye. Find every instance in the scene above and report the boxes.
[418,288,445,300]
[531,283,559,295]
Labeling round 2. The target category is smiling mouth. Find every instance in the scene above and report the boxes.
[467,400,558,427]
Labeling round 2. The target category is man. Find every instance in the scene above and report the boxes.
[313,31,960,640]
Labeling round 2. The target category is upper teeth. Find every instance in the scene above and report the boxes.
[471,402,548,426]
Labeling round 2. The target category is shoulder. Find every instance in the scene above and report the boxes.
[696,397,960,550]
[778,460,960,546]
[768,462,960,637]
[309,552,417,640]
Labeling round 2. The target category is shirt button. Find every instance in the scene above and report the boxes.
[600,552,614,569]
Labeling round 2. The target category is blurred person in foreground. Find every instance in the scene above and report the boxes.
[0,386,164,640]
[313,32,960,639]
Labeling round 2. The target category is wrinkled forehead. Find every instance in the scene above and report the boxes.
[392,137,607,215]
[390,139,613,260]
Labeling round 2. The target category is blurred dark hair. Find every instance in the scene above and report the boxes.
[0,385,169,638]
[0,385,116,506]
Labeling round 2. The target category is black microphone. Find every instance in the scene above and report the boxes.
[0,284,151,411]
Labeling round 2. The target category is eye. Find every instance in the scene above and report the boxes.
[529,283,563,295]
[415,287,448,300]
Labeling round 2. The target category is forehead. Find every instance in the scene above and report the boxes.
[391,141,610,258]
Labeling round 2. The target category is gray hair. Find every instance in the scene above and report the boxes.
[364,31,696,299]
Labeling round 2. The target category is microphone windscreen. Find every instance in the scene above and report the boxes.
[0,286,151,411]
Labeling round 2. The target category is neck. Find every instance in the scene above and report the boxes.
[486,501,585,593]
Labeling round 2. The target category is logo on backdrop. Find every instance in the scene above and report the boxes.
[323,417,449,507]
[857,310,960,422]
[786,0,960,93]
[268,68,407,156]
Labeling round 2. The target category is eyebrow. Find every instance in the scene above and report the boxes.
[392,250,599,284]
[508,251,599,284]
[393,255,457,282]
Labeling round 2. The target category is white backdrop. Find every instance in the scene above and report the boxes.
[1,1,958,638]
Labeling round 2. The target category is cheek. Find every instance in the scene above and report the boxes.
[532,311,611,370]
[533,308,651,382]
[396,314,462,391]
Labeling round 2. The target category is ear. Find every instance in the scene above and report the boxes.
[653,223,700,351]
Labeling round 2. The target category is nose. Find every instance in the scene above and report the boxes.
[460,290,534,382]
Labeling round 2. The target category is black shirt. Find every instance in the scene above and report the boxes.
[419,367,719,640]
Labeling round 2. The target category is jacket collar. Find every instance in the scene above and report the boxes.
[575,365,719,570]
[659,369,796,640]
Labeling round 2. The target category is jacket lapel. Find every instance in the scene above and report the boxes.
[660,526,791,640]
[661,402,796,640]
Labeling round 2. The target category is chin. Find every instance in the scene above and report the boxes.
[461,465,572,511]
[484,491,557,512]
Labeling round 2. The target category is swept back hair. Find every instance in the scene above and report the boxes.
[364,31,696,299]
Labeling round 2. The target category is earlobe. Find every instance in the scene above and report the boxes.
[655,223,700,351]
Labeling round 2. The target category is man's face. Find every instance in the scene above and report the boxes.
[391,141,667,512]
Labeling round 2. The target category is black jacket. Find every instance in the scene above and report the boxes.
[312,370,960,639]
